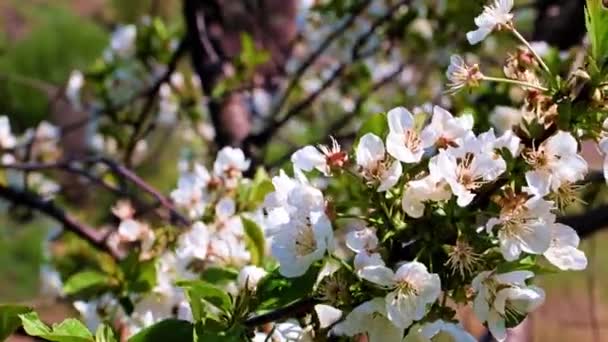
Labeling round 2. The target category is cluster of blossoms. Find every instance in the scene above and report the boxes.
[41,146,275,337]
[0,116,62,198]
[259,99,588,341]
[8,1,608,341]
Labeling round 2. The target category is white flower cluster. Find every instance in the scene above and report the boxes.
[44,147,269,337]
[260,99,590,341]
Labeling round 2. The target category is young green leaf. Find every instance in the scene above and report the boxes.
[128,319,193,342]
[94,324,118,342]
[0,304,32,341]
[585,0,608,75]
[176,280,233,314]
[63,271,113,297]
[19,312,94,342]
[241,216,266,265]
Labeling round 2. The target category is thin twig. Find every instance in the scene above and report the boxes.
[269,0,373,118]
[0,184,120,259]
[243,298,318,327]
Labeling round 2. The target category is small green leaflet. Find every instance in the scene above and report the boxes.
[0,304,32,341]
[19,312,94,342]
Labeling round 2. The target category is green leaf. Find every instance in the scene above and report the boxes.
[0,304,32,341]
[19,312,94,342]
[201,267,239,285]
[255,265,319,311]
[119,253,157,294]
[63,271,113,296]
[94,324,117,342]
[241,217,266,266]
[585,0,608,74]
[194,320,245,342]
[176,280,232,314]
[355,113,389,146]
[128,319,193,342]
[248,168,275,206]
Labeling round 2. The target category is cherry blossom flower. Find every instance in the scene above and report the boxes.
[523,131,587,193]
[486,195,554,261]
[271,211,334,277]
[445,55,484,93]
[170,164,212,219]
[237,265,267,291]
[175,221,209,261]
[110,24,137,58]
[386,107,433,163]
[472,270,545,342]
[359,261,441,329]
[291,137,347,175]
[421,106,474,149]
[402,174,451,218]
[332,298,404,342]
[213,146,250,187]
[356,133,402,192]
[404,320,476,342]
[430,133,506,207]
[543,223,587,271]
[0,116,16,151]
[466,0,514,45]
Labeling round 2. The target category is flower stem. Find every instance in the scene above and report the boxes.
[511,28,551,74]
[482,76,548,92]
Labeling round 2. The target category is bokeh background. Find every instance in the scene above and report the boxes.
[0,1,605,341]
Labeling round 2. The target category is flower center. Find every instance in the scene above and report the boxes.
[456,153,485,190]
[403,129,422,153]
[294,219,317,257]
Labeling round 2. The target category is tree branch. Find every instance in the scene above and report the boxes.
[243,297,318,328]
[0,184,120,259]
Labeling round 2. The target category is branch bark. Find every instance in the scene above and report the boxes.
[0,184,119,259]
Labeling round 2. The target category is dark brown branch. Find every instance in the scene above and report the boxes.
[0,184,119,259]
[558,205,608,239]
[244,297,318,327]
[95,157,191,227]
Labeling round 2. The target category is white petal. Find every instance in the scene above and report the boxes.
[378,160,402,192]
[524,170,551,198]
[315,304,342,329]
[466,27,492,45]
[359,265,395,287]
[387,107,414,134]
[357,133,385,168]
[291,146,327,173]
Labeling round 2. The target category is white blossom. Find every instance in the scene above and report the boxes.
[543,223,587,271]
[421,106,473,149]
[271,211,334,277]
[359,261,441,329]
[386,107,432,163]
[402,174,451,218]
[291,137,347,175]
[467,0,514,45]
[486,196,554,261]
[110,24,137,58]
[524,131,587,193]
[66,70,84,110]
[490,106,522,134]
[237,265,267,291]
[0,116,16,150]
[404,320,476,342]
[356,133,402,192]
[213,147,250,187]
[332,298,404,342]
[472,270,545,342]
[445,56,484,93]
[175,221,209,261]
[430,132,506,207]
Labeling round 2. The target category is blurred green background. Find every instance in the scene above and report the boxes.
[0,1,606,341]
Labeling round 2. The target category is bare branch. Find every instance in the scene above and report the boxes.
[0,184,120,259]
